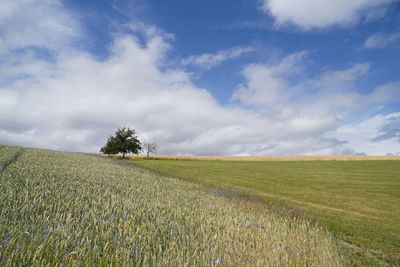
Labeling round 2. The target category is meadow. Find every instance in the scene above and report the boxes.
[0,145,343,266]
[132,158,400,266]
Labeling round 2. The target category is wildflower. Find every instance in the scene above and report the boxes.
[43,229,49,234]
[41,237,46,242]
[1,237,11,245]
[2,256,8,262]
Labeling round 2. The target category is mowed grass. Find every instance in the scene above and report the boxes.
[132,158,400,266]
[0,145,343,266]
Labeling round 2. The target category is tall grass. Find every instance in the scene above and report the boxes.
[0,146,344,266]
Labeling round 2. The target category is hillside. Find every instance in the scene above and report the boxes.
[0,145,343,266]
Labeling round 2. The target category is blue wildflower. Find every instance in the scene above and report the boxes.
[1,237,11,245]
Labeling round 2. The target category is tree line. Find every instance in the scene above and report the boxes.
[100,127,157,158]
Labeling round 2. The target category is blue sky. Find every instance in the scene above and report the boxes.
[67,0,400,100]
[0,0,399,155]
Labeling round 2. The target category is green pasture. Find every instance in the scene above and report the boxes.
[132,159,400,266]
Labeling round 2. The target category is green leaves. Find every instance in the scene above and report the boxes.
[100,127,142,157]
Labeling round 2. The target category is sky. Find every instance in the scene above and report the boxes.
[0,0,399,156]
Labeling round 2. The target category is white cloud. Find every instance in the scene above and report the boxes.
[331,113,400,155]
[364,32,400,48]
[181,46,253,70]
[231,52,400,154]
[0,0,82,53]
[372,113,400,142]
[0,37,348,155]
[232,54,375,114]
[232,51,307,107]
[262,0,395,29]
[312,63,371,88]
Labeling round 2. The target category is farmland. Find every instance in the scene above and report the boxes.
[0,145,343,266]
[132,158,400,266]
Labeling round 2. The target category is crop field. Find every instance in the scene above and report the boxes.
[0,145,343,266]
[132,158,400,266]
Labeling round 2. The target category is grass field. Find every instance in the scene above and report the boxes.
[130,155,400,161]
[0,145,343,266]
[132,158,400,266]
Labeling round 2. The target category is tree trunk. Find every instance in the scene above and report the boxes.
[147,151,149,158]
[122,153,125,159]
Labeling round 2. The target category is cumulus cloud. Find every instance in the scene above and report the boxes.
[231,52,400,154]
[0,0,399,156]
[232,54,378,115]
[332,113,400,155]
[261,0,395,29]
[364,32,400,48]
[232,51,307,107]
[372,113,400,142]
[0,0,81,53]
[181,46,253,70]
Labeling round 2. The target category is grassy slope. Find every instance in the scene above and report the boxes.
[132,159,400,266]
[0,145,343,266]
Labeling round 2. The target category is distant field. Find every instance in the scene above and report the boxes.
[129,154,400,161]
[132,158,400,266]
[0,145,342,266]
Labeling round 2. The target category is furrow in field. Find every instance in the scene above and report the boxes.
[0,147,24,175]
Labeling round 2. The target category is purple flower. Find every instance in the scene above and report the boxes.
[43,229,49,234]
[2,256,8,262]
[1,237,11,245]
[41,237,46,242]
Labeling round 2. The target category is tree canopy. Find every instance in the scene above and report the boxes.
[100,127,141,158]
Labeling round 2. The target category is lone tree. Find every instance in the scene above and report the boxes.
[100,127,141,158]
[143,141,157,158]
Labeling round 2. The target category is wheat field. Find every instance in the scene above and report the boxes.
[0,145,344,266]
